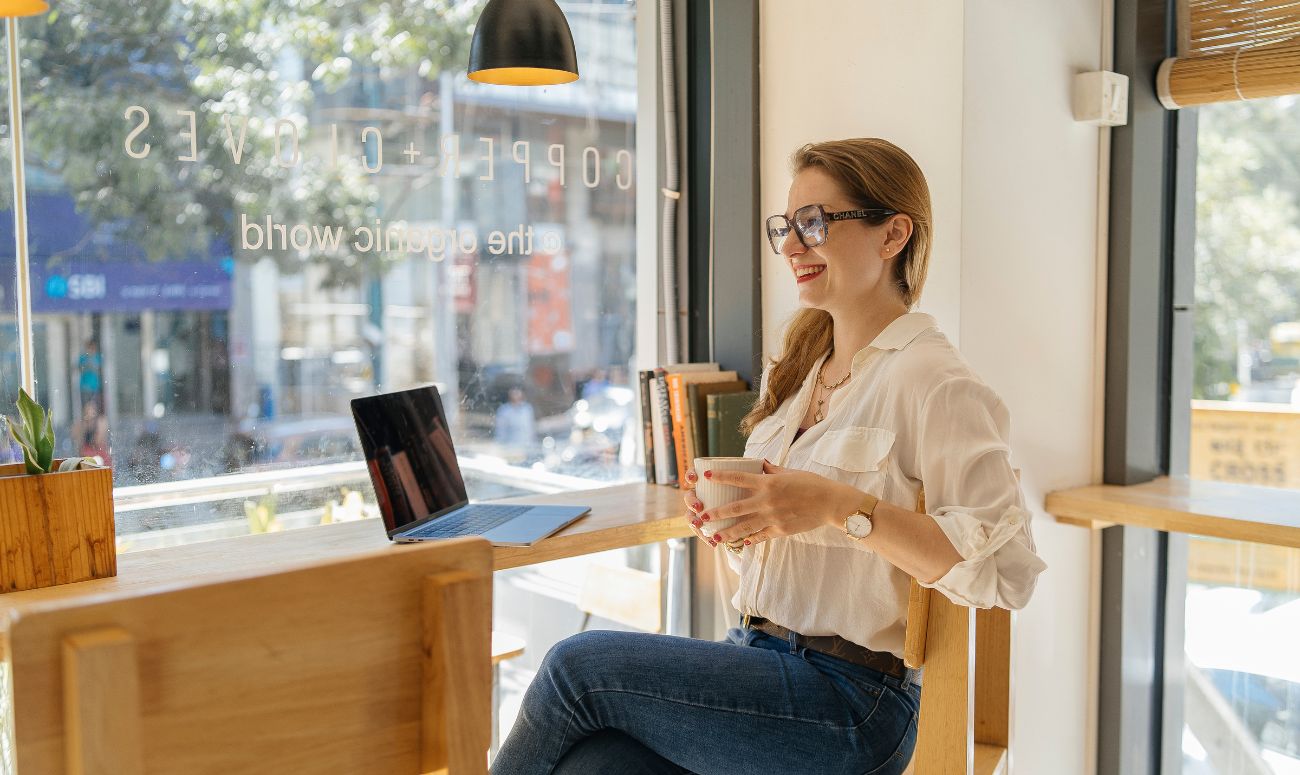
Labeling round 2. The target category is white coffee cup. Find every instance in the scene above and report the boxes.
[691,456,765,538]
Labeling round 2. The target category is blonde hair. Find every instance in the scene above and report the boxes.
[741,138,933,434]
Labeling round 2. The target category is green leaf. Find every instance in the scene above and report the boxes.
[5,415,41,474]
[6,415,35,450]
[8,391,56,473]
[10,434,37,462]
[35,434,54,474]
[16,390,43,439]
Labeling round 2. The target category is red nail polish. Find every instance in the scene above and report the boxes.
[703,470,713,479]
[744,539,751,546]
[692,519,702,528]
[702,514,710,522]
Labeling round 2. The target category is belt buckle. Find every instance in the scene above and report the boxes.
[741,613,753,630]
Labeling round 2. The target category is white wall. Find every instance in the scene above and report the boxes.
[760,3,965,337]
[759,2,1102,772]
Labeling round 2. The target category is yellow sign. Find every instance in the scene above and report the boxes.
[1190,400,1300,489]
[1188,400,1300,592]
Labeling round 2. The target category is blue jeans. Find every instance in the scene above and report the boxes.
[491,622,921,775]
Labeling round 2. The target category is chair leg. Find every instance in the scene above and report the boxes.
[489,662,502,763]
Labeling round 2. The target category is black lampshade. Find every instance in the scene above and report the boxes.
[468,0,580,86]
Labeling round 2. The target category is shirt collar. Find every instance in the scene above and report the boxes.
[780,312,937,423]
[849,312,937,370]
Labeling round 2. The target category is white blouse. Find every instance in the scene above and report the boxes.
[727,311,1047,658]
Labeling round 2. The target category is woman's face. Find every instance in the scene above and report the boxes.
[779,167,910,313]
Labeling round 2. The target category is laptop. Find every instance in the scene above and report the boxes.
[351,385,590,546]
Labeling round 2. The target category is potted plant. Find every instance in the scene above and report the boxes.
[0,389,116,592]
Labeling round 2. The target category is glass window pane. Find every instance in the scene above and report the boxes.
[1185,96,1300,774]
[0,1,642,543]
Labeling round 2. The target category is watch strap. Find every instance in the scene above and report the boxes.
[854,492,880,518]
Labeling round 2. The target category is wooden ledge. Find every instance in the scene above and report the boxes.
[0,482,691,622]
[1045,475,1300,549]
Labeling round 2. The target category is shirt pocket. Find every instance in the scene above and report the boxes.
[808,426,896,490]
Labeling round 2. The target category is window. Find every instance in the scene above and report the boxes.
[0,0,646,546]
[1183,96,1300,774]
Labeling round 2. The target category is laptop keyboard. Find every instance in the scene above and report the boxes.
[403,504,533,539]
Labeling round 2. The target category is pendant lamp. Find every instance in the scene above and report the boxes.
[468,0,579,86]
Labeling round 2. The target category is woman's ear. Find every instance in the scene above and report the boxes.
[885,214,914,256]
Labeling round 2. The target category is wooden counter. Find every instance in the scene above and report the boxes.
[1045,475,1300,548]
[0,482,692,622]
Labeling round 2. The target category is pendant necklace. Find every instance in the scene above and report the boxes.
[813,358,851,424]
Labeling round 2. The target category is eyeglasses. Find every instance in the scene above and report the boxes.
[765,203,898,255]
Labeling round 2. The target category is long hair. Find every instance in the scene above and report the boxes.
[741,138,933,434]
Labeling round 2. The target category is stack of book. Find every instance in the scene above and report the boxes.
[637,363,756,487]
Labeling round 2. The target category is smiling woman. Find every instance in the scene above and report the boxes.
[493,138,1046,775]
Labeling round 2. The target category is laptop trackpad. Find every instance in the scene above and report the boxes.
[480,507,588,547]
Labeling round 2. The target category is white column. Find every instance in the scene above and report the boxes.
[140,311,156,416]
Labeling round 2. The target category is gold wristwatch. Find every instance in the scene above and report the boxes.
[843,493,879,541]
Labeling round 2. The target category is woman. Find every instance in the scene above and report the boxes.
[492,138,1047,775]
[72,398,111,466]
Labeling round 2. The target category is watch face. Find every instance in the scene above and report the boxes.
[847,513,873,539]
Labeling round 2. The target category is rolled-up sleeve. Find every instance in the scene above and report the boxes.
[913,376,1046,609]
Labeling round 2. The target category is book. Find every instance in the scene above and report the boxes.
[638,369,655,483]
[708,390,757,457]
[648,374,670,484]
[687,379,748,462]
[652,369,676,485]
[666,370,738,485]
[651,363,717,486]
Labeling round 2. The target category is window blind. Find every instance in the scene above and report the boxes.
[1157,0,1300,108]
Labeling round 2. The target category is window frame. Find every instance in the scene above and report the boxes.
[677,0,762,643]
[1100,0,1211,773]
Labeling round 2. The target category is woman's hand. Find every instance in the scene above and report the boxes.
[679,469,721,549]
[699,460,861,546]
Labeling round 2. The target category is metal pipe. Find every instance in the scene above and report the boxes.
[658,0,680,364]
[6,17,35,395]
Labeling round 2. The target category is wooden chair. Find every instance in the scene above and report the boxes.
[7,537,494,775]
[901,473,1018,775]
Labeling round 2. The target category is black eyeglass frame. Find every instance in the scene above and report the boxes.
[764,204,899,255]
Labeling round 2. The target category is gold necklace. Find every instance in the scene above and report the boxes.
[813,359,851,424]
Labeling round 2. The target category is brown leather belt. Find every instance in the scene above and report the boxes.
[744,616,910,681]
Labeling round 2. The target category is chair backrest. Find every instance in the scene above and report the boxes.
[8,537,494,775]
[902,471,1018,775]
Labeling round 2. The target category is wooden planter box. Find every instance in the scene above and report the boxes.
[0,460,116,593]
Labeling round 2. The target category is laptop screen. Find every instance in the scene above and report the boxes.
[351,386,469,535]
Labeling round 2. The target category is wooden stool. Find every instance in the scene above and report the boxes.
[578,562,662,633]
